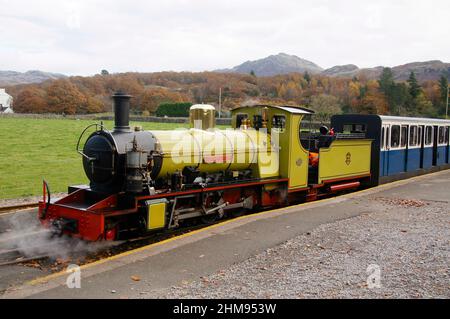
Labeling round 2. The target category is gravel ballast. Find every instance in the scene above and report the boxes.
[148,195,449,299]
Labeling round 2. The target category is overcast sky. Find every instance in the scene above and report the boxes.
[0,0,449,75]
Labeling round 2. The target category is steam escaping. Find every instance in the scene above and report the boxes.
[0,210,118,264]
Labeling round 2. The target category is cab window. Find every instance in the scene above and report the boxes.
[343,124,366,133]
[272,115,286,131]
[391,125,400,148]
[236,114,248,128]
[381,127,385,149]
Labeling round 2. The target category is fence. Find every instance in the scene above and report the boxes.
[0,113,331,129]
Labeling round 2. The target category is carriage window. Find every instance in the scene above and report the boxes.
[272,115,286,131]
[425,126,432,145]
[409,126,417,146]
[418,126,423,146]
[446,127,449,144]
[438,126,445,144]
[381,127,385,149]
[401,126,407,147]
[391,125,400,148]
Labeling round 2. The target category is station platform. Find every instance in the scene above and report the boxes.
[2,169,449,299]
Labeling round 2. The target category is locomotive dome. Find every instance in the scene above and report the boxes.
[189,104,216,130]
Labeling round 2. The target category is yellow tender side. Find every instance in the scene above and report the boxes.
[318,139,372,184]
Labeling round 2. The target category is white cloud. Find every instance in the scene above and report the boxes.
[0,0,448,75]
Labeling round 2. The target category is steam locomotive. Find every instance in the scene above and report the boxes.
[38,92,450,241]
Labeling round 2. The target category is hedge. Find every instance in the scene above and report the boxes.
[155,102,193,117]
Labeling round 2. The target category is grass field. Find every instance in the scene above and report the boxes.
[0,118,202,200]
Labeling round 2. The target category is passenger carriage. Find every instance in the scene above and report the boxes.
[332,115,450,184]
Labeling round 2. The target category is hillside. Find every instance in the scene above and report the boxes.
[322,61,450,82]
[3,53,448,119]
[216,53,449,82]
[216,53,324,76]
[6,67,447,120]
[322,64,359,77]
[0,70,66,86]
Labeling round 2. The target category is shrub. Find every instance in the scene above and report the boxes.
[155,102,192,117]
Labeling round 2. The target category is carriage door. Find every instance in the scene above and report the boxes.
[432,126,438,166]
[381,124,390,176]
[419,125,424,168]
[446,126,450,163]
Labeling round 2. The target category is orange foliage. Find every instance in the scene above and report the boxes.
[7,70,442,116]
[138,88,187,113]
[14,86,48,113]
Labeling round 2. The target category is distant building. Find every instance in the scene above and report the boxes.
[0,88,13,113]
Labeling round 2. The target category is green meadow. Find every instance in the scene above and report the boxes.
[0,117,196,200]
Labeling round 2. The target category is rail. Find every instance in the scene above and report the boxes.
[0,203,39,215]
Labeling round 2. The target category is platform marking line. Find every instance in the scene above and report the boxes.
[26,169,449,286]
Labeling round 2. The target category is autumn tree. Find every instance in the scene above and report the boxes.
[354,80,388,115]
[82,96,105,114]
[439,75,449,115]
[309,94,342,122]
[14,86,48,113]
[139,88,185,114]
[357,97,377,114]
[46,79,86,115]
[415,92,436,117]
[7,69,443,117]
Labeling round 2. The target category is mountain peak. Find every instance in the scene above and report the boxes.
[216,53,324,77]
[322,64,360,77]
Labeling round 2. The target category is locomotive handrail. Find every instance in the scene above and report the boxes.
[76,122,106,161]
[40,180,51,220]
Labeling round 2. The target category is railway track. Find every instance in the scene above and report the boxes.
[0,253,49,267]
[0,203,39,215]
[0,198,252,270]
[0,215,223,270]
[0,228,53,266]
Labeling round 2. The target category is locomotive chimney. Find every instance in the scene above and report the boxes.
[112,91,131,132]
